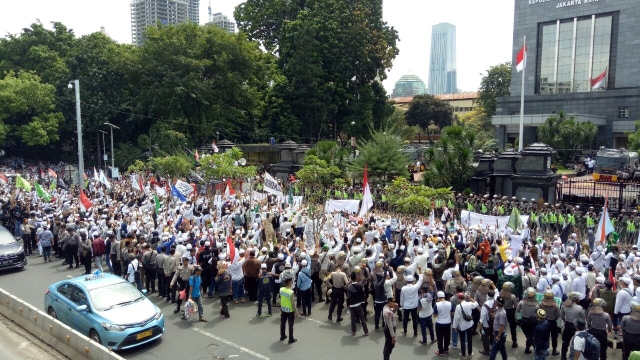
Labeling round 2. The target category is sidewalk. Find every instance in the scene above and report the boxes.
[0,313,69,360]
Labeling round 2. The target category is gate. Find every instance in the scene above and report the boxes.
[557,179,640,213]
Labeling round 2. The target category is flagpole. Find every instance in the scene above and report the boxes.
[518,35,526,152]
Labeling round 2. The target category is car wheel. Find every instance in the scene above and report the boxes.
[47,307,57,319]
[89,330,102,345]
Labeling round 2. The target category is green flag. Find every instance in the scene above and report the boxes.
[154,195,161,215]
[49,179,56,191]
[288,185,293,205]
[15,175,32,191]
[507,207,522,231]
[35,183,51,202]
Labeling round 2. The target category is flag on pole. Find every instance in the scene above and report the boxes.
[0,174,7,184]
[138,176,144,193]
[516,43,527,72]
[15,175,31,191]
[590,68,607,90]
[35,183,51,202]
[507,207,522,231]
[224,179,236,199]
[358,164,374,218]
[154,195,161,215]
[93,167,99,182]
[131,174,141,191]
[212,140,219,153]
[171,184,187,202]
[48,168,57,178]
[288,185,293,205]
[98,170,111,189]
[195,149,200,161]
[79,189,93,210]
[227,237,236,263]
[155,184,167,197]
[595,199,615,246]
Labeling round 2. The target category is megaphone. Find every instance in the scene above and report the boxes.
[238,158,246,166]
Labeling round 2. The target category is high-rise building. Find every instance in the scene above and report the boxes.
[208,12,235,34]
[391,74,427,98]
[428,23,457,95]
[130,0,200,46]
[492,1,638,149]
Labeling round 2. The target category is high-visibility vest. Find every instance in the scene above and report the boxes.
[627,221,636,232]
[499,206,505,215]
[467,203,474,211]
[280,287,294,313]
[586,216,595,227]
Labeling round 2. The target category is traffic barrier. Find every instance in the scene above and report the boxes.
[0,288,125,360]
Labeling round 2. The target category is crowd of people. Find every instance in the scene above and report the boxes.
[2,164,640,360]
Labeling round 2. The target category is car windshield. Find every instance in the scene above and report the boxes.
[89,282,143,311]
[0,228,16,245]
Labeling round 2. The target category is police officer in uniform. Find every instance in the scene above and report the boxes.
[279,277,297,344]
[517,287,540,354]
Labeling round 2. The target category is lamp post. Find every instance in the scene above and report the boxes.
[68,80,84,188]
[99,130,108,171]
[104,122,120,177]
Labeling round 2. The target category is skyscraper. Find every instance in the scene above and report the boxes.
[130,0,200,46]
[208,13,235,33]
[428,23,457,95]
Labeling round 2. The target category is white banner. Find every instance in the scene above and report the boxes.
[252,191,267,202]
[324,199,360,215]
[175,180,193,197]
[263,172,283,196]
[460,210,529,230]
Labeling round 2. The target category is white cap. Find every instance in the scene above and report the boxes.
[261,263,267,269]
[437,291,445,298]
[186,244,193,250]
[285,262,292,268]
[261,247,268,253]
[204,241,210,247]
[277,253,285,261]
[301,259,308,266]
[181,253,190,259]
[405,275,414,282]
[596,276,605,284]
[417,248,424,254]
[623,277,632,285]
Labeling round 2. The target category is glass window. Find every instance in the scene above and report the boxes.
[537,15,613,94]
[89,282,144,311]
[618,107,629,118]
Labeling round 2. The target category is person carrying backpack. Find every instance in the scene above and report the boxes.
[568,318,600,360]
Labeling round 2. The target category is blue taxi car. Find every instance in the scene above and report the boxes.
[44,272,164,350]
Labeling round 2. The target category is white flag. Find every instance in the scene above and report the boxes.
[155,185,167,197]
[263,172,283,196]
[98,169,111,189]
[131,174,140,191]
[174,180,193,197]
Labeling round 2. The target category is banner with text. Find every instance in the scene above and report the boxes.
[263,172,283,196]
[460,210,529,230]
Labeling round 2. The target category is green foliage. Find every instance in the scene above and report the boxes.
[404,94,453,132]
[0,71,62,146]
[296,154,342,205]
[536,112,597,163]
[476,62,511,116]
[199,147,257,181]
[423,126,478,191]
[306,140,350,171]
[457,107,497,152]
[626,120,640,151]
[138,122,188,157]
[385,177,453,215]
[127,159,149,173]
[348,127,409,183]
[113,143,146,171]
[150,155,193,179]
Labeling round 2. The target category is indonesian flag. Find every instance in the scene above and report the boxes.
[0,174,7,184]
[212,140,219,153]
[195,149,200,161]
[79,189,93,211]
[595,199,614,246]
[48,168,57,178]
[590,69,607,90]
[358,164,374,218]
[516,43,527,72]
[227,236,236,263]
[224,179,236,199]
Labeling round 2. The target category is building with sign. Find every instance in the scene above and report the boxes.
[131,0,200,46]
[492,0,640,148]
[428,23,458,95]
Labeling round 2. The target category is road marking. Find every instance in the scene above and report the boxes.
[192,327,270,360]
[302,317,325,326]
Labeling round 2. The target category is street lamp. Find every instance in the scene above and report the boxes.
[68,80,84,188]
[98,130,108,171]
[104,122,120,177]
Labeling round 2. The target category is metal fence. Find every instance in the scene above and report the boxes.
[557,179,640,213]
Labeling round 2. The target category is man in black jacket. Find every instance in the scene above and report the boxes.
[347,272,369,336]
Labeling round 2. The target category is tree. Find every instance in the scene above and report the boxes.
[348,126,409,183]
[476,62,511,116]
[537,112,597,163]
[0,71,63,146]
[404,94,453,136]
[626,121,640,151]
[423,126,477,191]
[149,155,193,179]
[457,107,497,152]
[385,177,453,215]
[199,147,257,181]
[113,143,146,171]
[305,140,350,172]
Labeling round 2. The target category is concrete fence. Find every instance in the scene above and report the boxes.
[0,288,125,360]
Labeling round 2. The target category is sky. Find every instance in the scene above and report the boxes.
[0,0,515,94]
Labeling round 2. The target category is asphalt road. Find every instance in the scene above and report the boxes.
[0,254,622,360]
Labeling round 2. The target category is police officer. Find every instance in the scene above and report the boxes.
[500,281,519,348]
[279,277,297,344]
[538,290,561,356]
[560,292,586,360]
[517,287,539,354]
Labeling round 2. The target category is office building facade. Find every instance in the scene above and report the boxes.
[391,74,427,98]
[131,0,200,46]
[428,22,457,95]
[208,12,236,34]
[493,0,640,148]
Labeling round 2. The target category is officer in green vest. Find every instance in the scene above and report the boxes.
[279,277,297,344]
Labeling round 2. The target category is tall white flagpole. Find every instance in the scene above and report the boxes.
[518,35,526,152]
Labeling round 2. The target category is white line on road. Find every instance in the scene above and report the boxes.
[192,327,270,360]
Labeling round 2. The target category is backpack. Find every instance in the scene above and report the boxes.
[569,331,600,360]
[461,304,473,322]
[484,302,497,326]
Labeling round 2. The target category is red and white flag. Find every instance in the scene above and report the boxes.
[48,168,57,178]
[195,149,200,161]
[79,189,93,211]
[516,43,527,72]
[0,174,7,184]
[212,140,219,153]
[358,164,374,218]
[590,69,607,90]
[224,179,236,199]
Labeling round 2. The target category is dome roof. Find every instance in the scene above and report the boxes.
[396,74,425,83]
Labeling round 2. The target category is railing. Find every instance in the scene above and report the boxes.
[557,178,640,212]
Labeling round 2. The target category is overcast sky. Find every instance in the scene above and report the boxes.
[1,0,515,94]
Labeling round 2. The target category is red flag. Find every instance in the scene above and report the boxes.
[609,269,616,291]
[358,163,373,218]
[224,179,235,198]
[227,237,236,263]
[516,43,527,72]
[0,174,7,183]
[48,168,57,178]
[195,149,200,161]
[590,68,607,89]
[138,176,144,192]
[79,189,93,210]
